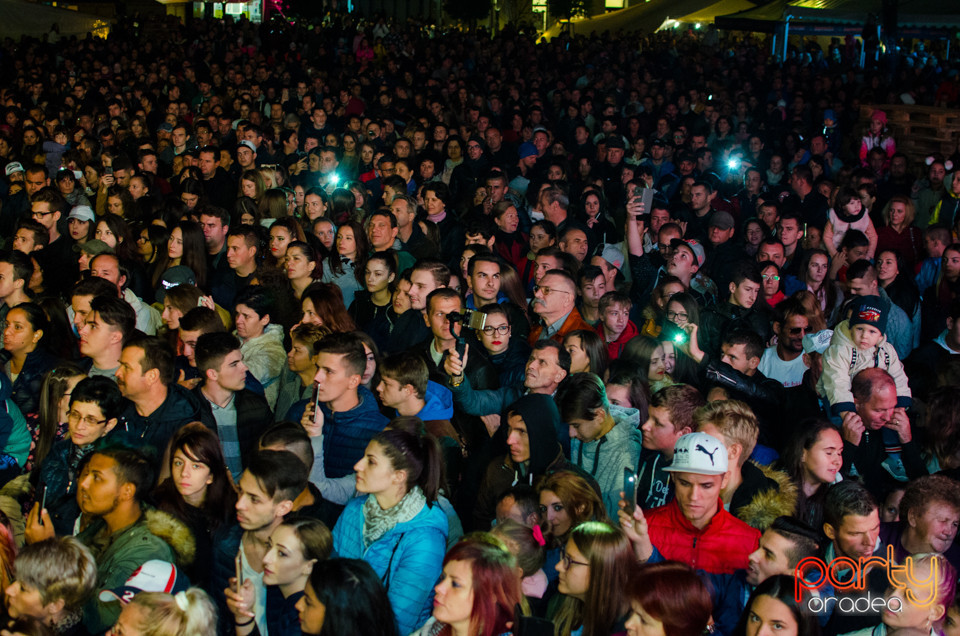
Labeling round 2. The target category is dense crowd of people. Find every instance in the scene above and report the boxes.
[0,8,956,636]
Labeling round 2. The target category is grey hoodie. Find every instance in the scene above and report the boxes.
[569,404,642,518]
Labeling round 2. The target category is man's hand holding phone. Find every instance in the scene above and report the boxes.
[301,388,324,438]
[617,492,653,562]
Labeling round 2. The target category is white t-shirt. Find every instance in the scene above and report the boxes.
[758,346,808,388]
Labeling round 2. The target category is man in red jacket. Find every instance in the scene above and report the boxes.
[620,431,760,574]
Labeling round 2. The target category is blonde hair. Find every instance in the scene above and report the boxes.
[694,400,758,466]
[881,195,916,228]
[128,588,217,636]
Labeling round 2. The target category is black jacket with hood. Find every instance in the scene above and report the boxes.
[474,394,583,529]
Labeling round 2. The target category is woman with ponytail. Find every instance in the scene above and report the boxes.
[331,421,449,635]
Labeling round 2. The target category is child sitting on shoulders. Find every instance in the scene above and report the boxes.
[818,295,911,416]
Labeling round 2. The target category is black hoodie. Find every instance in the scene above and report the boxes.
[473,394,567,529]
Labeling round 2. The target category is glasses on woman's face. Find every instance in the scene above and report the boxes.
[665,310,688,322]
[560,548,589,569]
[67,410,106,428]
[482,325,510,336]
[761,274,780,281]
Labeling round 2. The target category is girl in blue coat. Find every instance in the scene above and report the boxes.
[332,422,448,635]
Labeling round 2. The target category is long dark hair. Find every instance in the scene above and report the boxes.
[370,427,442,504]
[35,363,85,468]
[97,213,138,263]
[286,241,323,281]
[564,330,608,378]
[877,248,920,316]
[153,422,237,530]
[325,220,368,279]
[302,283,356,332]
[4,302,48,356]
[151,221,208,289]
[304,559,398,636]
[781,419,838,531]
[733,575,821,636]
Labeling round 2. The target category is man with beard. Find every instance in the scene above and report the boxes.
[758,298,810,388]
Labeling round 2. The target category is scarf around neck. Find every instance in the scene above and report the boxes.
[362,486,426,548]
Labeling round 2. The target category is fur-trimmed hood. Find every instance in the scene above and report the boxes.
[143,507,196,566]
[732,462,798,531]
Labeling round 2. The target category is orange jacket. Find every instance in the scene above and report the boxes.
[528,307,593,346]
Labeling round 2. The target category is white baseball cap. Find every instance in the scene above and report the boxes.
[663,432,728,476]
[68,205,95,224]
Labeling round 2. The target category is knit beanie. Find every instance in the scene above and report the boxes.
[848,295,888,334]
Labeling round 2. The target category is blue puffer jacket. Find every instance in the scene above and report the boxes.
[333,495,448,635]
[320,386,389,478]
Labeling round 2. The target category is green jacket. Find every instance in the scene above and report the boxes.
[79,507,196,634]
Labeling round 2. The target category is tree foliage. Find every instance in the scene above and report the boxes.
[547,0,587,20]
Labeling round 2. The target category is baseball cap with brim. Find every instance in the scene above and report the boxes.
[802,329,833,355]
[68,205,95,224]
[238,140,257,153]
[669,238,706,268]
[599,244,624,271]
[663,432,728,476]
[155,265,196,303]
[99,560,189,604]
[73,239,114,256]
[707,210,735,230]
[5,162,23,176]
[519,142,537,159]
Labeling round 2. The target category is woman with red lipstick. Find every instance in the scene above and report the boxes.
[267,217,306,270]
[154,422,236,589]
[412,536,523,636]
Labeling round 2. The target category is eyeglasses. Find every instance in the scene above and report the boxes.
[560,548,590,569]
[32,210,55,218]
[533,285,571,297]
[67,410,107,428]
[482,325,511,336]
[761,274,780,281]
[787,326,810,335]
[665,310,688,321]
